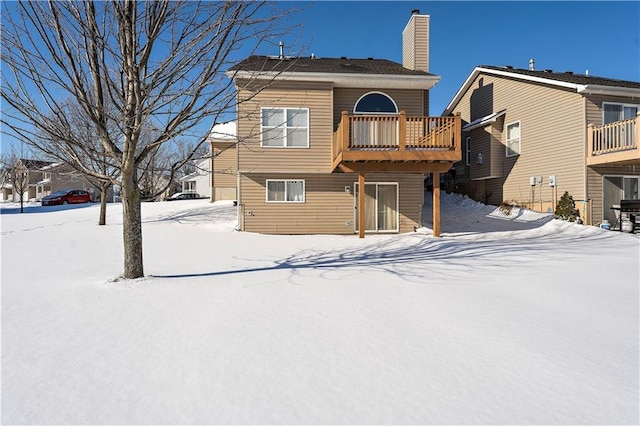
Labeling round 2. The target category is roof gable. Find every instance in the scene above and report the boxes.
[444,65,640,115]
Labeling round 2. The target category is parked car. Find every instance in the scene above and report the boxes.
[165,192,204,201]
[41,189,92,206]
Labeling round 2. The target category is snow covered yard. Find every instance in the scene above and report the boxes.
[1,195,638,425]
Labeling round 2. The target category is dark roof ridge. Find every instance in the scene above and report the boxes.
[477,64,640,88]
[230,55,437,77]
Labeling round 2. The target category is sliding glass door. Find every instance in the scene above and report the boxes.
[354,183,398,232]
[603,175,640,225]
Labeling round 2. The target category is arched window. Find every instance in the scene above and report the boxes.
[354,92,398,114]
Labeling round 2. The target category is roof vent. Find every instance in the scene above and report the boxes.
[310,53,316,59]
[545,69,553,73]
[367,57,373,60]
[340,56,347,60]
[565,71,573,75]
[278,41,284,59]
[411,9,420,15]
[505,65,514,69]
[529,58,535,71]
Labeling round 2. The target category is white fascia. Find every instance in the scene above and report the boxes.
[576,85,640,98]
[444,67,580,116]
[228,70,441,90]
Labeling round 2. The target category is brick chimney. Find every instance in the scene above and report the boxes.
[402,9,430,72]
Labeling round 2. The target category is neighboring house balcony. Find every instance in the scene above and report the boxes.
[332,111,462,173]
[587,113,640,166]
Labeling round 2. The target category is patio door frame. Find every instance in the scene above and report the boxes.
[353,182,399,233]
[603,174,640,225]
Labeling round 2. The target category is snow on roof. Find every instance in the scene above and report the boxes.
[462,109,507,131]
[209,121,237,141]
[39,162,65,171]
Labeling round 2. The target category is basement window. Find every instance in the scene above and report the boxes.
[266,179,305,203]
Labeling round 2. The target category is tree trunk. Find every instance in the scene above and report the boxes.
[19,193,24,213]
[121,167,144,279]
[98,182,109,226]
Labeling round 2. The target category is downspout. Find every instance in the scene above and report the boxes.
[358,173,365,238]
[582,96,590,224]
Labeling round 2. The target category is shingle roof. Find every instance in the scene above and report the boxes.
[230,55,436,77]
[479,65,640,89]
[20,159,54,170]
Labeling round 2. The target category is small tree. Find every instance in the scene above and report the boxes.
[1,148,31,213]
[555,191,580,222]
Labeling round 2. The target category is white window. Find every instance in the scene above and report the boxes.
[184,181,196,192]
[465,136,471,166]
[266,179,305,203]
[261,108,309,147]
[603,102,639,125]
[506,121,521,157]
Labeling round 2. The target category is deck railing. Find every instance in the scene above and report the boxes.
[332,111,461,165]
[588,113,638,156]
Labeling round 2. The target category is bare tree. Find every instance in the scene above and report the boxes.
[1,1,298,278]
[1,148,31,213]
[36,98,121,225]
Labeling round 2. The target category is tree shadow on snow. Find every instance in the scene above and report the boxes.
[0,202,96,215]
[153,230,618,284]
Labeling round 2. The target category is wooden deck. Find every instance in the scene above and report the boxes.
[332,111,462,173]
[587,113,640,166]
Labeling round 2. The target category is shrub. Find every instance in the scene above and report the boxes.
[555,191,580,222]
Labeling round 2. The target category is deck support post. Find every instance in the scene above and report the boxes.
[358,173,365,239]
[432,171,441,237]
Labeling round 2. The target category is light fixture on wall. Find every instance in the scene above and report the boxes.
[476,153,483,164]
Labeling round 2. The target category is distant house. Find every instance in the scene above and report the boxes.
[36,162,104,201]
[209,121,237,202]
[179,157,211,198]
[226,10,461,236]
[443,64,640,225]
[1,158,53,201]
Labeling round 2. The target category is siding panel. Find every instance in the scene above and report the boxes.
[333,88,426,127]
[236,80,333,173]
[451,73,586,207]
[240,173,423,234]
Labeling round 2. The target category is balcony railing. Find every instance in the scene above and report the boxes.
[587,113,640,166]
[332,111,461,170]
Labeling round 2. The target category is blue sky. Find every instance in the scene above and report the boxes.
[284,1,639,114]
[2,1,638,155]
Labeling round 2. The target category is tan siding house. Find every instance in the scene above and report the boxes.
[210,121,239,202]
[226,10,462,237]
[444,65,640,225]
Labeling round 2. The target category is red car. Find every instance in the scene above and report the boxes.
[41,189,92,206]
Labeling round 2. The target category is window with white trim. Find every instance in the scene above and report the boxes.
[266,179,305,203]
[465,136,471,166]
[261,108,309,147]
[184,181,196,192]
[353,92,398,114]
[603,102,639,125]
[506,121,521,157]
